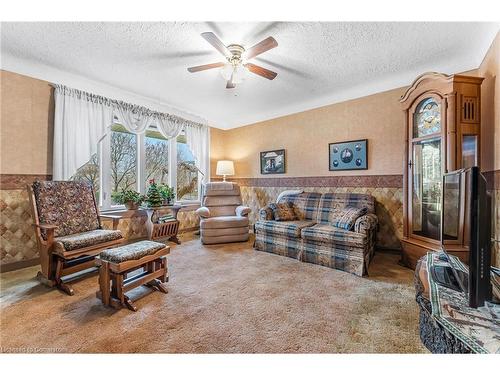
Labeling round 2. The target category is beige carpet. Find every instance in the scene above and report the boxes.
[0,234,427,353]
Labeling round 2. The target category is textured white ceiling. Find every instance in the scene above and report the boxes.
[1,22,498,129]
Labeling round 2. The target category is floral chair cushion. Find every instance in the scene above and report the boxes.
[54,229,123,252]
[33,181,100,240]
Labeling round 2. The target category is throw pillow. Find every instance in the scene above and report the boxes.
[330,206,368,230]
[269,202,297,221]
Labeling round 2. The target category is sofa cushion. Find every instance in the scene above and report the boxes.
[255,220,315,238]
[316,193,375,224]
[32,180,100,240]
[329,207,368,230]
[269,202,297,221]
[99,240,165,263]
[279,192,322,221]
[54,229,123,252]
[301,224,367,247]
[200,216,249,229]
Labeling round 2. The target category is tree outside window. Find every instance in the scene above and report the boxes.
[177,133,198,201]
[110,124,137,204]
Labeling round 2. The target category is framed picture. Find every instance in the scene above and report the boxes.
[329,139,368,171]
[260,149,286,174]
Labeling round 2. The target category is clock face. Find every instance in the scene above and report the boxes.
[415,98,441,137]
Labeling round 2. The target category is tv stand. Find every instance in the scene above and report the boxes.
[415,253,500,354]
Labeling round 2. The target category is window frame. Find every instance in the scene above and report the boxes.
[98,125,201,211]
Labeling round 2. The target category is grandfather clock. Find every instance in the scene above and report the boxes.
[399,72,483,269]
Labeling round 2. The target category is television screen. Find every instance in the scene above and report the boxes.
[442,172,461,241]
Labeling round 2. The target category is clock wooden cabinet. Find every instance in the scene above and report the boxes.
[399,72,484,269]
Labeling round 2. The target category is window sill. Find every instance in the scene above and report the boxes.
[100,202,200,218]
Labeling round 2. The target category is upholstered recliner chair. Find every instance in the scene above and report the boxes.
[195,182,251,244]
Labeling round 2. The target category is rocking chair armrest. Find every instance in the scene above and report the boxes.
[33,223,58,230]
[99,214,122,230]
[32,223,57,245]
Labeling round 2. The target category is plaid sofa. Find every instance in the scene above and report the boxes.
[254,192,378,276]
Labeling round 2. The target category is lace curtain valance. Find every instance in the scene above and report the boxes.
[53,84,208,181]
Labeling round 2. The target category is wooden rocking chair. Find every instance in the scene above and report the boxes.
[28,180,124,295]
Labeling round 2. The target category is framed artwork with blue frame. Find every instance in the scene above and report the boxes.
[329,139,368,171]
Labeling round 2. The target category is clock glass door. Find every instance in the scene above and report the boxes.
[410,97,442,241]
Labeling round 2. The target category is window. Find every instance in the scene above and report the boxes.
[145,128,169,186]
[73,124,201,210]
[176,133,198,201]
[72,153,100,202]
[110,124,137,205]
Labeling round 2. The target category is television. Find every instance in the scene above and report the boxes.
[431,166,492,308]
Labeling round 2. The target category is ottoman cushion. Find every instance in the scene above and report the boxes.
[100,240,165,263]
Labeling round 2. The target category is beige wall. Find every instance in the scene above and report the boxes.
[477,32,500,172]
[212,87,407,178]
[0,70,54,175]
[209,127,227,177]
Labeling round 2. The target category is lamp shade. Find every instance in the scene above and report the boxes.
[216,160,235,176]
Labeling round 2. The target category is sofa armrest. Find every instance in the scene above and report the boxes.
[236,205,251,217]
[258,206,274,221]
[354,213,378,235]
[196,206,211,218]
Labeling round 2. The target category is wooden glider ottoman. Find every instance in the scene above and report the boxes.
[95,240,169,311]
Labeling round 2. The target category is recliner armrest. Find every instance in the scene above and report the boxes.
[354,213,378,235]
[236,205,251,217]
[196,206,211,218]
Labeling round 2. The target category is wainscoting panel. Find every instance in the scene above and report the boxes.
[0,174,200,269]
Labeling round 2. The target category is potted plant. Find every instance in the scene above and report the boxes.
[112,189,144,210]
[145,179,164,208]
[158,184,175,205]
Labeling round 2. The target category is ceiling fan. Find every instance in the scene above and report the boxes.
[187,32,278,89]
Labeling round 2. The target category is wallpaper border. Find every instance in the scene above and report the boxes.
[214,174,403,188]
[0,174,52,190]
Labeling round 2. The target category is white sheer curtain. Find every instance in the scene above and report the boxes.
[184,122,210,183]
[53,86,113,180]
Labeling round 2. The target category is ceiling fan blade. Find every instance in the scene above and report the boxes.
[245,36,278,60]
[226,73,236,89]
[201,32,232,59]
[187,62,225,73]
[245,63,278,80]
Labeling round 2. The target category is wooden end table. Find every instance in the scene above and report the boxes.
[144,205,182,244]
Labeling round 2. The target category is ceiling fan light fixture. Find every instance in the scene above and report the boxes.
[231,64,246,84]
[220,63,233,80]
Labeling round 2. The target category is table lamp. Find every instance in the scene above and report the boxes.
[216,160,235,182]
